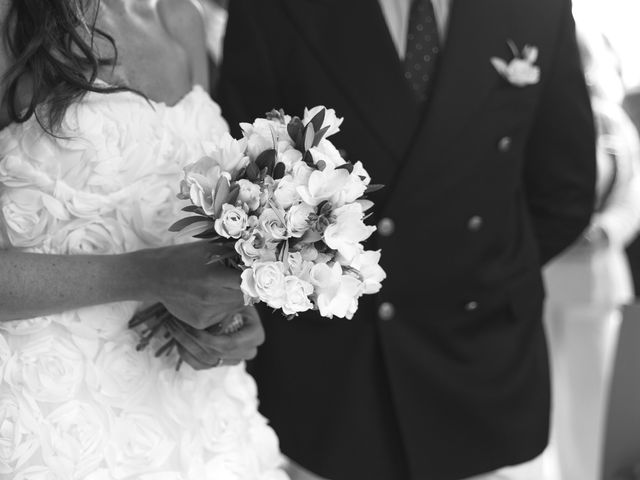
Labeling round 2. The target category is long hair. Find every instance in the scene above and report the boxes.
[2,0,131,131]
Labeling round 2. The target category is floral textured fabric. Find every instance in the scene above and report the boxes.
[0,85,288,480]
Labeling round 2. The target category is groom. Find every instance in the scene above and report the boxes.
[217,0,596,479]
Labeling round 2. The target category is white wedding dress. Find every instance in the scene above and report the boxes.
[0,85,289,480]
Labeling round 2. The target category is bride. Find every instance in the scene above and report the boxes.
[0,0,288,478]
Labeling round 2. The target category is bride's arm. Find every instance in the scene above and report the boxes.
[0,242,244,327]
[0,249,152,321]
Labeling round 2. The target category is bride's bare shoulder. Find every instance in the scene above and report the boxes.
[157,0,208,87]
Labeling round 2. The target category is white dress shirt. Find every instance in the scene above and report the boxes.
[377,0,451,59]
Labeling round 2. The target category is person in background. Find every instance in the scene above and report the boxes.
[543,20,640,480]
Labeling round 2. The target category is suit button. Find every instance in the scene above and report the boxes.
[467,216,483,231]
[465,301,479,312]
[498,136,512,152]
[377,217,395,237]
[378,302,395,321]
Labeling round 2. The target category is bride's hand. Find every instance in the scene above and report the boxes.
[169,306,265,370]
[138,241,245,330]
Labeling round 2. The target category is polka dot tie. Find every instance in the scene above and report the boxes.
[404,0,440,102]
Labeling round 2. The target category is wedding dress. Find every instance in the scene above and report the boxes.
[0,84,288,480]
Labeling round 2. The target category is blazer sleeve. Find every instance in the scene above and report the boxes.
[215,0,283,137]
[523,1,597,265]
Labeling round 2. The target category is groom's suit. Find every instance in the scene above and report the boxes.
[217,0,596,479]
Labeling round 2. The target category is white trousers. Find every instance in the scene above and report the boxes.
[542,304,622,480]
[286,453,545,480]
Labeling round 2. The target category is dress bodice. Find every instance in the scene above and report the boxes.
[0,87,287,480]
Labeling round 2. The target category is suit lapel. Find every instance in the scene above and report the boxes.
[282,0,422,160]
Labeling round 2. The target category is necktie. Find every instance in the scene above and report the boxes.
[404,0,440,102]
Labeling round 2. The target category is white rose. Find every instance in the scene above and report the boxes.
[181,157,229,216]
[285,252,312,280]
[327,161,371,207]
[4,334,84,403]
[272,176,300,210]
[200,133,249,175]
[298,244,319,262]
[53,218,126,255]
[0,392,41,475]
[279,149,303,171]
[105,409,175,479]
[290,161,314,187]
[296,167,351,207]
[258,208,289,241]
[316,274,363,319]
[351,250,386,295]
[214,204,249,239]
[323,203,376,263]
[236,179,261,212]
[285,202,314,238]
[240,119,276,160]
[309,263,342,296]
[303,106,344,138]
[40,401,111,479]
[86,330,156,409]
[240,262,286,309]
[234,233,276,267]
[308,142,346,169]
[282,276,314,316]
[1,189,66,248]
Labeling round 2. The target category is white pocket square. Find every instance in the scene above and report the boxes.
[490,40,540,87]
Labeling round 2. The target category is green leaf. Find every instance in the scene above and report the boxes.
[303,123,315,151]
[302,150,315,167]
[227,184,240,206]
[309,108,325,133]
[181,204,206,215]
[193,226,220,239]
[312,125,331,147]
[364,184,385,194]
[255,148,277,173]
[213,176,231,218]
[287,117,304,149]
[169,216,210,232]
[245,161,260,182]
[335,163,354,173]
[273,162,286,180]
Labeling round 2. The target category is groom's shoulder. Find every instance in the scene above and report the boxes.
[516,0,573,26]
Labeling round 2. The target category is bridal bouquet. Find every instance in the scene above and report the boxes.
[131,107,385,367]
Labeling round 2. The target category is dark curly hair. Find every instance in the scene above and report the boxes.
[1,0,133,131]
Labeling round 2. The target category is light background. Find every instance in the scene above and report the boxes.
[573,0,640,90]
